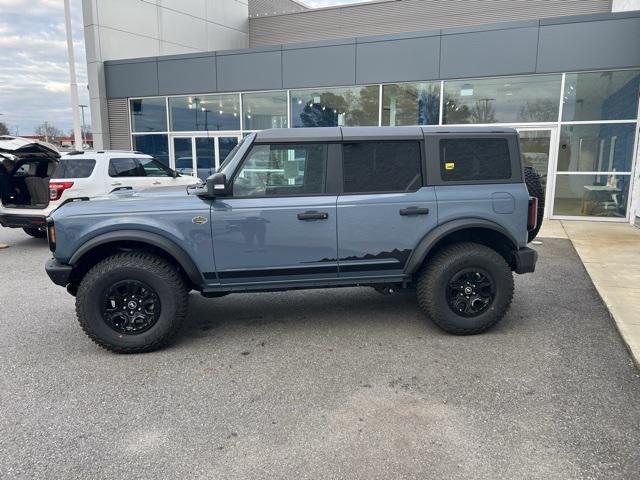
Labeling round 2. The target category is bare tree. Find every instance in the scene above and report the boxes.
[0,121,9,136]
[35,122,63,142]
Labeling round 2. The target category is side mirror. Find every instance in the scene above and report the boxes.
[206,172,230,197]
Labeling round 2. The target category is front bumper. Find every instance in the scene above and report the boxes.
[0,213,47,229]
[45,258,73,286]
[514,247,538,274]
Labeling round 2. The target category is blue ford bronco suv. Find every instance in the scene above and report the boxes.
[45,127,539,353]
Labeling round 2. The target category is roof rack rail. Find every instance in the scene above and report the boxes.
[66,150,85,155]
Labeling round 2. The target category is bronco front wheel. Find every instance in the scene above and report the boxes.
[75,252,188,353]
[416,242,514,335]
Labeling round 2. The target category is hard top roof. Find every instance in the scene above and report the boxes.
[254,126,518,143]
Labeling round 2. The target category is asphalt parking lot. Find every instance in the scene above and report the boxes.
[1,226,639,480]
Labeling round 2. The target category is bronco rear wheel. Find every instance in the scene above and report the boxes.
[76,252,188,353]
[416,242,514,335]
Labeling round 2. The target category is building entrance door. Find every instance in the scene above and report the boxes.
[516,127,558,219]
[171,134,241,180]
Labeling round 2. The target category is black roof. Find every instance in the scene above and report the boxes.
[254,126,518,143]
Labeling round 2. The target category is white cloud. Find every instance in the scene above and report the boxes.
[0,0,368,135]
[0,0,88,135]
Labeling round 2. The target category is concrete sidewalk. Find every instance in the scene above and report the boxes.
[539,219,640,369]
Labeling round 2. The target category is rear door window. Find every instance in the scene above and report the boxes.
[52,159,96,179]
[439,138,511,182]
[342,141,422,193]
[108,158,145,177]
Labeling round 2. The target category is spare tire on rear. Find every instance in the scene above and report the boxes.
[524,166,544,242]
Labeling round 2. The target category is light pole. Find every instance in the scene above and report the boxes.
[63,0,83,150]
[79,104,88,148]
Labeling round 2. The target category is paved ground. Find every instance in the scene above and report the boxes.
[558,220,640,369]
[1,226,639,480]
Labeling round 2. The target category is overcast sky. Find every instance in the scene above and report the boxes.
[0,0,365,136]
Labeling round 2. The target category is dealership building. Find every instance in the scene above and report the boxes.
[81,0,640,225]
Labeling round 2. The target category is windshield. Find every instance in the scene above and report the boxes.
[217,134,254,174]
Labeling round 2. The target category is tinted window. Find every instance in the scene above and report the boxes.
[562,70,640,121]
[440,138,511,182]
[290,86,379,128]
[169,94,240,131]
[382,82,440,126]
[52,159,96,179]
[139,158,174,177]
[233,144,327,197]
[243,91,288,130]
[130,98,167,132]
[109,158,144,177]
[557,124,636,173]
[132,134,169,166]
[342,141,422,193]
[443,75,561,124]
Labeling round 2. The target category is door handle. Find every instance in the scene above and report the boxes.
[152,181,162,185]
[297,211,329,221]
[399,207,430,216]
[111,182,122,186]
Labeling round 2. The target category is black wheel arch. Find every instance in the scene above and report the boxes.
[68,230,203,290]
[404,219,520,275]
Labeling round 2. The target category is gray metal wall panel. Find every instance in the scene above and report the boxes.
[157,55,216,95]
[250,0,612,47]
[356,36,441,84]
[103,11,640,99]
[537,17,640,72]
[440,26,539,79]
[249,0,307,17]
[107,98,131,150]
[217,50,283,91]
[105,61,158,98]
[283,44,356,88]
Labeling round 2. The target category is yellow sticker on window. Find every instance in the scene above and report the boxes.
[445,162,455,170]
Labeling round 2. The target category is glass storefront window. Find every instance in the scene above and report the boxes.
[290,86,379,128]
[553,174,630,218]
[132,134,170,166]
[562,70,640,121]
[243,91,288,130]
[382,82,440,126]
[443,74,561,124]
[130,98,167,132]
[169,94,240,131]
[519,130,552,191]
[557,124,636,173]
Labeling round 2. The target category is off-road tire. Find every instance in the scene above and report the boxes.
[23,227,46,238]
[524,166,544,242]
[76,252,188,353]
[416,242,514,335]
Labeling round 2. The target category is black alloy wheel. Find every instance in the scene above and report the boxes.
[446,269,495,317]
[102,280,161,334]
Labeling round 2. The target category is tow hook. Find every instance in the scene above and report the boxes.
[374,286,396,295]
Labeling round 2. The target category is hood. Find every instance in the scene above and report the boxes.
[53,187,210,218]
[0,136,60,162]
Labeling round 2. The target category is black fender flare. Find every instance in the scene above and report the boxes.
[404,218,519,274]
[69,230,203,287]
